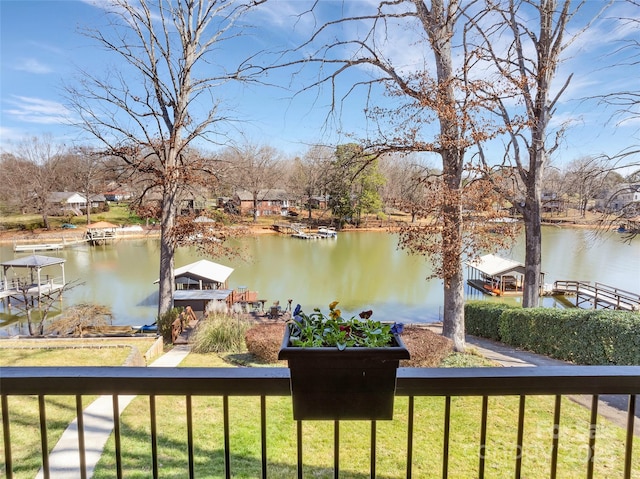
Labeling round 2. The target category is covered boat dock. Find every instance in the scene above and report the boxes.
[0,255,67,306]
[157,259,257,314]
[466,254,544,296]
[86,221,118,245]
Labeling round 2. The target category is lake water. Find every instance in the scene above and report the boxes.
[1,227,638,335]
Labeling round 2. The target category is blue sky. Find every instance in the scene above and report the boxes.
[1,0,638,168]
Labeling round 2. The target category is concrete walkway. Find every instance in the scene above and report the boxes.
[35,345,191,479]
[426,324,640,436]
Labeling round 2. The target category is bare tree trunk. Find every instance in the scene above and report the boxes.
[441,206,465,351]
[442,266,465,350]
[522,184,543,308]
[441,158,465,351]
[85,192,91,225]
[252,194,259,223]
[158,185,177,317]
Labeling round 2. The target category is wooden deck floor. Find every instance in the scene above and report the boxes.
[0,282,65,300]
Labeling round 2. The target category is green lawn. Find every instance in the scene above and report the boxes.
[0,203,144,230]
[0,346,132,366]
[88,352,639,479]
[2,348,637,479]
[0,339,160,479]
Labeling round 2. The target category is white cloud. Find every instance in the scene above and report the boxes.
[4,96,74,125]
[0,126,26,150]
[14,58,52,74]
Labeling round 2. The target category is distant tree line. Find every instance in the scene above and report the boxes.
[1,137,635,228]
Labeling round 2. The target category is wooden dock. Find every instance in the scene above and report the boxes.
[13,238,88,252]
[272,222,306,235]
[553,280,640,312]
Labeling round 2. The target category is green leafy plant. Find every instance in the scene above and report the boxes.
[157,307,182,343]
[287,301,403,350]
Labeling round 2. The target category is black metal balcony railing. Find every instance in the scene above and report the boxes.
[2,366,638,479]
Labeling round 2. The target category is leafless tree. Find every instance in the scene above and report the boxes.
[273,0,511,350]
[599,0,639,131]
[224,143,285,222]
[46,303,113,337]
[67,0,264,317]
[15,280,81,336]
[469,0,611,307]
[380,153,436,223]
[0,135,67,229]
[540,165,566,216]
[0,152,33,215]
[563,156,610,217]
[64,147,109,225]
[595,0,640,238]
[289,145,333,220]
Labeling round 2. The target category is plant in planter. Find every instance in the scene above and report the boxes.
[278,302,409,420]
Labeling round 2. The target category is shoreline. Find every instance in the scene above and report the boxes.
[0,217,608,246]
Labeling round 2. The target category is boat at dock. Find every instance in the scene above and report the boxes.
[272,222,338,239]
[316,227,337,238]
[292,227,338,240]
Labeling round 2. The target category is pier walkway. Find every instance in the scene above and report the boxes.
[553,280,640,312]
[272,222,306,235]
[13,238,89,252]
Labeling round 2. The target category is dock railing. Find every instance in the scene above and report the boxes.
[554,280,640,311]
[2,366,638,478]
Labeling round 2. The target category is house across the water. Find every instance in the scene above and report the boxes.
[465,254,545,296]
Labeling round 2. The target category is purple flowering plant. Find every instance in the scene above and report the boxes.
[288,301,404,351]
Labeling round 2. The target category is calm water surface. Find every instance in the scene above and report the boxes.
[1,227,638,334]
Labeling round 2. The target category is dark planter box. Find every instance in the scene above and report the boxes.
[278,326,410,420]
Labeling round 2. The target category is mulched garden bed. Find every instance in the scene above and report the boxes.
[244,322,453,367]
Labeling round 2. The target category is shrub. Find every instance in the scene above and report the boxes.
[191,313,250,353]
[465,301,518,341]
[498,307,568,357]
[498,308,640,365]
[157,307,182,343]
[245,322,286,363]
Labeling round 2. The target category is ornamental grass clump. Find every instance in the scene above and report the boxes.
[191,313,250,353]
[287,301,404,350]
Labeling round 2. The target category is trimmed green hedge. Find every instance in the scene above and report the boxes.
[464,301,517,341]
[465,302,640,365]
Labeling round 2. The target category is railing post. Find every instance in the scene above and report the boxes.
[442,396,451,479]
[76,395,87,479]
[2,394,13,479]
[550,395,561,479]
[515,396,525,479]
[406,396,414,479]
[624,395,636,479]
[479,396,488,479]
[587,395,599,479]
[38,395,49,479]
[296,420,303,479]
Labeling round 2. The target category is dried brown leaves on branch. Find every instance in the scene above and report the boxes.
[396,175,519,281]
[169,212,250,260]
